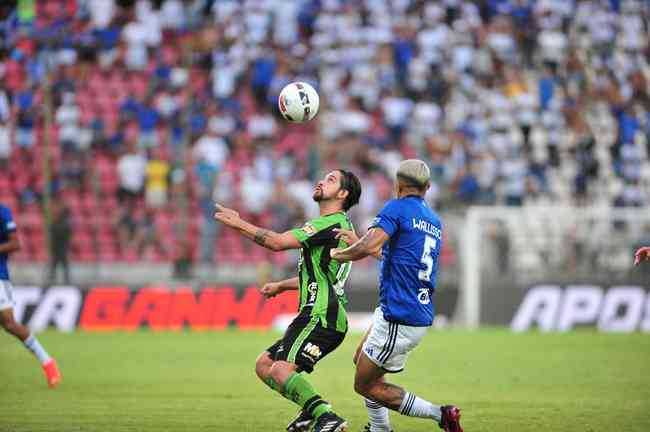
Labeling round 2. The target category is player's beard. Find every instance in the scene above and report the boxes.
[312,187,324,201]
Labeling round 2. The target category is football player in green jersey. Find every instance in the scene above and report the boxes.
[214,169,362,432]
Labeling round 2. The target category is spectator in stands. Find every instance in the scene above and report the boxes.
[134,209,167,259]
[122,12,148,71]
[55,92,81,154]
[135,94,160,149]
[13,82,36,157]
[160,0,186,32]
[0,119,10,169]
[46,200,72,285]
[145,147,170,209]
[116,206,138,253]
[196,159,218,263]
[60,153,85,190]
[193,118,229,173]
[173,237,193,280]
[87,0,115,31]
[1,0,650,268]
[0,88,10,122]
[116,143,146,205]
[193,119,229,263]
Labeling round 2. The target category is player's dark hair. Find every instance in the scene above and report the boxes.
[337,169,361,211]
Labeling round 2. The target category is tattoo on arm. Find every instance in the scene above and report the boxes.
[254,229,270,246]
[346,234,372,255]
[358,234,374,251]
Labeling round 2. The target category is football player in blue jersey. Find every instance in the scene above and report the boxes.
[0,203,61,387]
[331,160,463,432]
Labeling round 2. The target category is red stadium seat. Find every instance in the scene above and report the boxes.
[98,248,119,262]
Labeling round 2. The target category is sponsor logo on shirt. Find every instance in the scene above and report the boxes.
[303,342,322,360]
[307,282,318,305]
[418,288,431,304]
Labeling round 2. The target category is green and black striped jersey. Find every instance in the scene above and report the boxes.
[290,211,354,333]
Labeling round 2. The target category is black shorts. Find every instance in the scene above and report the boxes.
[266,313,346,373]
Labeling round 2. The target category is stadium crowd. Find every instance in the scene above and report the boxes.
[0,0,649,266]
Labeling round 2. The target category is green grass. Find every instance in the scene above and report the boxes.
[1,329,649,432]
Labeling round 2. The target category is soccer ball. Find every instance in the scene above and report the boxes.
[278,82,320,123]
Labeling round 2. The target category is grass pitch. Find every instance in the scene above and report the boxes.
[1,329,649,432]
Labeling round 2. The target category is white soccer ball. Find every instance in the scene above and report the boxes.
[278,82,320,123]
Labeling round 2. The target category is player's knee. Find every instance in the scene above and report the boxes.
[255,352,273,380]
[269,362,284,382]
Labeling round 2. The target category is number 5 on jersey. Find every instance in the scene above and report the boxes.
[418,235,437,282]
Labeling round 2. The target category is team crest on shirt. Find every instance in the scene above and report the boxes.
[301,223,316,236]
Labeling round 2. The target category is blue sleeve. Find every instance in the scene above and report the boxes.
[370,200,401,237]
[1,207,16,233]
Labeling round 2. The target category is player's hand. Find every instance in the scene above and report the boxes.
[634,247,650,266]
[333,228,359,245]
[214,203,240,226]
[260,282,282,298]
[330,248,342,259]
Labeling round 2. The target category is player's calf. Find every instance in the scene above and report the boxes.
[1,309,61,388]
[270,360,299,387]
[0,310,29,340]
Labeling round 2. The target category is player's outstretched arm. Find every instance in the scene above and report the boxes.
[330,227,389,262]
[260,277,299,298]
[213,203,301,251]
[0,232,20,254]
[333,228,383,260]
[634,247,650,265]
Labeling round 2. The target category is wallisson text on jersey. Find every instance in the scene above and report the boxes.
[411,219,442,239]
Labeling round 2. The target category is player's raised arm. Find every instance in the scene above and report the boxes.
[634,247,650,265]
[330,227,389,262]
[0,231,20,254]
[213,203,302,251]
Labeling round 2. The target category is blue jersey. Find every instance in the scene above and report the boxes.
[371,195,442,326]
[0,205,17,280]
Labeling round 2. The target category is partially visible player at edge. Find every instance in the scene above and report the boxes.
[330,160,463,432]
[214,170,362,432]
[634,247,650,265]
[0,203,62,388]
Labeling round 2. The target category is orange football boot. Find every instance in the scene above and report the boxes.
[42,359,61,388]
